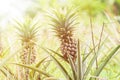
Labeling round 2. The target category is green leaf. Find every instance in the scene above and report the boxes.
[47,48,67,62]
[0,68,7,77]
[77,40,83,80]
[82,45,97,62]
[30,57,48,77]
[13,19,23,28]
[82,35,107,80]
[13,63,52,77]
[83,46,100,80]
[49,54,72,80]
[68,54,77,80]
[0,47,22,68]
[93,45,120,77]
[43,48,72,80]
[35,57,48,68]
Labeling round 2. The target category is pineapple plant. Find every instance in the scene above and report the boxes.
[15,17,39,80]
[48,7,78,62]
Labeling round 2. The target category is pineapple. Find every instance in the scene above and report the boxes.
[49,7,78,62]
[16,18,38,64]
[15,17,39,79]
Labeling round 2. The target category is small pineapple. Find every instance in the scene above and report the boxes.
[49,7,78,62]
[15,18,39,64]
[15,17,39,80]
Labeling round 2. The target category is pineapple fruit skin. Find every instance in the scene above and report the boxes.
[60,37,77,62]
[20,45,36,64]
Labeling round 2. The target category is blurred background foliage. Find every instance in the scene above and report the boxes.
[25,0,120,17]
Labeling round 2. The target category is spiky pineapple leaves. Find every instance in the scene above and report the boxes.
[29,57,48,78]
[47,7,79,38]
[13,17,40,43]
[0,47,24,80]
[13,63,52,77]
[46,48,67,62]
[42,40,82,80]
[0,66,16,79]
[43,48,72,80]
[12,56,55,80]
[43,40,120,80]
[90,45,120,80]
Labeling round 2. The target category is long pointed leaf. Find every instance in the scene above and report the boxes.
[42,48,72,80]
[49,54,72,80]
[13,63,52,77]
[47,48,68,62]
[77,40,82,80]
[68,54,76,80]
[93,45,120,77]
[30,57,48,77]
[83,46,100,80]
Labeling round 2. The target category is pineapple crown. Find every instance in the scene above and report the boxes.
[14,17,39,46]
[48,7,79,40]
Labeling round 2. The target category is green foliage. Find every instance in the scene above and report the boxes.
[71,0,105,16]
[43,42,120,80]
[0,0,120,80]
[14,17,39,44]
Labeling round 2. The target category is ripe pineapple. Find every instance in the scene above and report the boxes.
[49,8,78,62]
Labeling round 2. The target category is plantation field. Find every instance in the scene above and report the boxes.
[0,0,120,80]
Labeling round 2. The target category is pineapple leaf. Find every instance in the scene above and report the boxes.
[43,48,72,80]
[68,54,77,80]
[92,45,120,77]
[77,40,83,80]
[30,57,48,77]
[49,54,72,80]
[0,68,7,77]
[13,19,23,28]
[83,45,101,80]
[35,57,48,68]
[47,14,62,27]
[83,45,98,62]
[14,17,39,45]
[47,48,65,60]
[13,63,52,77]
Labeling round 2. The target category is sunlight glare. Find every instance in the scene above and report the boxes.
[0,0,32,28]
